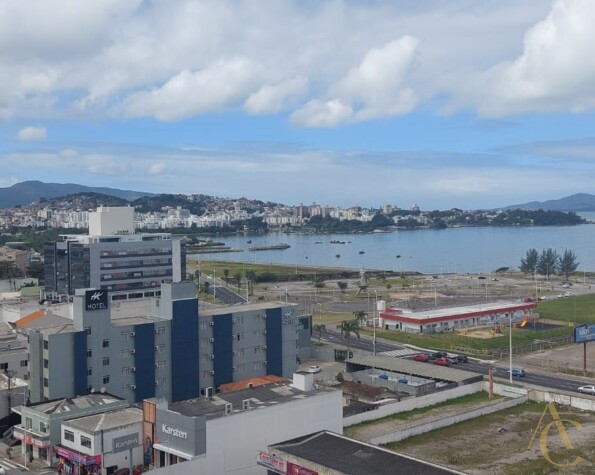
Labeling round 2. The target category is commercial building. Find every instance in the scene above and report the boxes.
[44,206,185,298]
[0,321,29,380]
[12,392,129,466]
[20,281,307,406]
[260,430,463,475]
[0,372,27,428]
[143,374,343,474]
[57,407,143,475]
[379,301,537,334]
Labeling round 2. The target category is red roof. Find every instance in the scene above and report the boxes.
[380,303,536,325]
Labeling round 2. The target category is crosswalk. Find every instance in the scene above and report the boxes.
[0,457,28,472]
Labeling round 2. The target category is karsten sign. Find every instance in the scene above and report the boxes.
[85,289,109,311]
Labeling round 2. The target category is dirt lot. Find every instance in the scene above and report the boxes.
[386,401,595,474]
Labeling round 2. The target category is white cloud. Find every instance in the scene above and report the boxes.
[0,0,554,123]
[292,37,419,126]
[147,162,167,175]
[468,0,595,116]
[122,58,262,120]
[244,77,308,115]
[17,126,46,141]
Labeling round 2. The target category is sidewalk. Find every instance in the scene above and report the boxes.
[0,439,55,473]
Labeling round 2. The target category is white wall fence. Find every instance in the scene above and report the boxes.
[529,389,595,412]
[343,381,485,427]
[370,395,528,445]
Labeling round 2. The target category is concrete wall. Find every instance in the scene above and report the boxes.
[370,396,528,445]
[483,381,528,398]
[352,369,436,397]
[344,381,485,426]
[529,389,595,412]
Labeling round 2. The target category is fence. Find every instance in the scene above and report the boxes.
[509,355,593,377]
[370,395,528,445]
[491,335,574,358]
[343,381,484,426]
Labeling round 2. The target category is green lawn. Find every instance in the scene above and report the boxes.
[363,325,572,354]
[345,391,495,436]
[537,293,595,325]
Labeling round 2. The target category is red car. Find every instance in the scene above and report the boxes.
[433,357,451,366]
[413,354,430,362]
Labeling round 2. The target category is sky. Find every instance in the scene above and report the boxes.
[1,0,595,209]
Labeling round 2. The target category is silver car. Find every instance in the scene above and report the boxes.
[578,385,595,395]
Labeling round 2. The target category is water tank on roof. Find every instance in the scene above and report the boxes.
[378,374,388,380]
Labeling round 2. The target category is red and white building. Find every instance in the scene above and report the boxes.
[378,301,537,334]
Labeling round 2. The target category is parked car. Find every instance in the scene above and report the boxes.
[578,385,595,395]
[456,355,468,363]
[507,368,526,377]
[434,357,451,366]
[413,354,430,362]
[307,365,321,374]
[431,351,448,359]
[447,356,458,365]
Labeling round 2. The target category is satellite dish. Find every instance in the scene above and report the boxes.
[100,387,106,394]
[90,388,96,393]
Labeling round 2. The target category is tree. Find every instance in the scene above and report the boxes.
[200,281,211,294]
[26,261,45,282]
[559,249,579,280]
[537,248,559,278]
[337,281,347,293]
[520,248,539,274]
[0,261,22,280]
[223,268,229,286]
[233,272,242,290]
[352,310,368,327]
[336,320,360,353]
[313,323,326,341]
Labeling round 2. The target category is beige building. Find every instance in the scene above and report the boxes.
[0,246,28,276]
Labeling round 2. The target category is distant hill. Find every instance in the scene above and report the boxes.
[0,181,154,208]
[501,193,595,212]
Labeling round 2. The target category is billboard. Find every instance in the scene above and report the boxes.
[112,432,140,453]
[574,324,595,343]
[85,289,109,311]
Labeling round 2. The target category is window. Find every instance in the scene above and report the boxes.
[201,371,209,380]
[25,417,32,430]
[102,339,110,348]
[201,339,209,348]
[155,344,165,353]
[121,367,131,375]
[43,359,48,369]
[121,349,131,358]
[155,378,166,387]
[156,361,166,370]
[121,331,130,341]
[43,377,49,387]
[0,363,7,371]
[20,360,28,367]
[39,422,47,434]
[102,375,110,384]
[200,321,208,331]
[254,346,260,354]
[84,327,91,336]
[87,349,92,358]
[155,326,165,335]
[234,349,244,358]
[235,364,244,374]
[43,340,49,349]
[64,430,74,442]
[253,363,260,371]
[102,357,110,366]
[87,368,92,376]
[81,436,92,449]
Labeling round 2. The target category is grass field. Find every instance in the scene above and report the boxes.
[345,392,495,438]
[362,325,572,353]
[537,293,595,324]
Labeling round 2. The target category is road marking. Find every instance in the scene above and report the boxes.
[0,458,19,469]
[2,458,28,470]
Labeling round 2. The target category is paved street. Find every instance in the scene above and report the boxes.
[323,329,595,395]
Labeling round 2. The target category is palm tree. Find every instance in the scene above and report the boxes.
[313,323,326,341]
[336,320,360,353]
[352,311,368,327]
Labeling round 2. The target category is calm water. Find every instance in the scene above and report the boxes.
[190,221,595,274]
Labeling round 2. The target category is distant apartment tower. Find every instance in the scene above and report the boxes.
[44,206,185,298]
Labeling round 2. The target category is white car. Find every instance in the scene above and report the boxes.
[578,385,595,395]
[308,365,321,374]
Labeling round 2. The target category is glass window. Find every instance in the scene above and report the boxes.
[102,357,110,366]
[81,436,92,449]
[87,349,92,358]
[0,363,7,371]
[43,359,48,369]
[84,327,91,336]
[102,375,110,384]
[43,340,49,349]
[43,378,49,387]
[121,349,131,357]
[25,417,32,429]
[64,430,75,442]
[39,421,47,433]
[87,368,92,376]
[20,360,28,367]
[102,339,110,348]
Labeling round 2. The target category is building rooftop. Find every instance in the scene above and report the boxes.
[0,373,27,391]
[63,407,142,434]
[382,301,535,322]
[269,431,463,475]
[24,392,125,415]
[199,301,295,316]
[168,380,325,421]
[218,375,286,393]
[346,355,482,384]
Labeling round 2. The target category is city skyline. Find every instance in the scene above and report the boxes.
[1,1,595,209]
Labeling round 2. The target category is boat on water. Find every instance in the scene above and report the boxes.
[330,240,346,244]
[248,243,290,251]
[359,250,365,254]
[247,240,252,244]
[335,254,341,258]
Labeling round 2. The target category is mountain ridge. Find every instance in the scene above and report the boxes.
[0,181,155,208]
[500,193,595,212]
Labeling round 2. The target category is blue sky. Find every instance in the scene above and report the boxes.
[1,0,595,209]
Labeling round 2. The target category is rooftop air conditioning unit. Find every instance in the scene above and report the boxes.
[130,384,136,390]
[262,345,267,350]
[262,330,267,335]
[205,387,214,398]
[130,331,135,337]
[261,314,267,319]
[209,321,215,326]
[209,370,215,375]
[242,399,251,410]
[131,367,136,373]
[209,338,215,343]
[209,354,215,360]
[130,349,136,354]
[154,345,159,351]
[262,361,267,366]
[225,403,233,415]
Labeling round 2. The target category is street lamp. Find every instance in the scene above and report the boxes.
[509,313,513,384]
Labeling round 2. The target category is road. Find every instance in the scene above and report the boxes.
[323,329,592,395]
[200,275,246,305]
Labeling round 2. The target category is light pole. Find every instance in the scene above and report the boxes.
[509,313,513,384]
[373,291,377,356]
